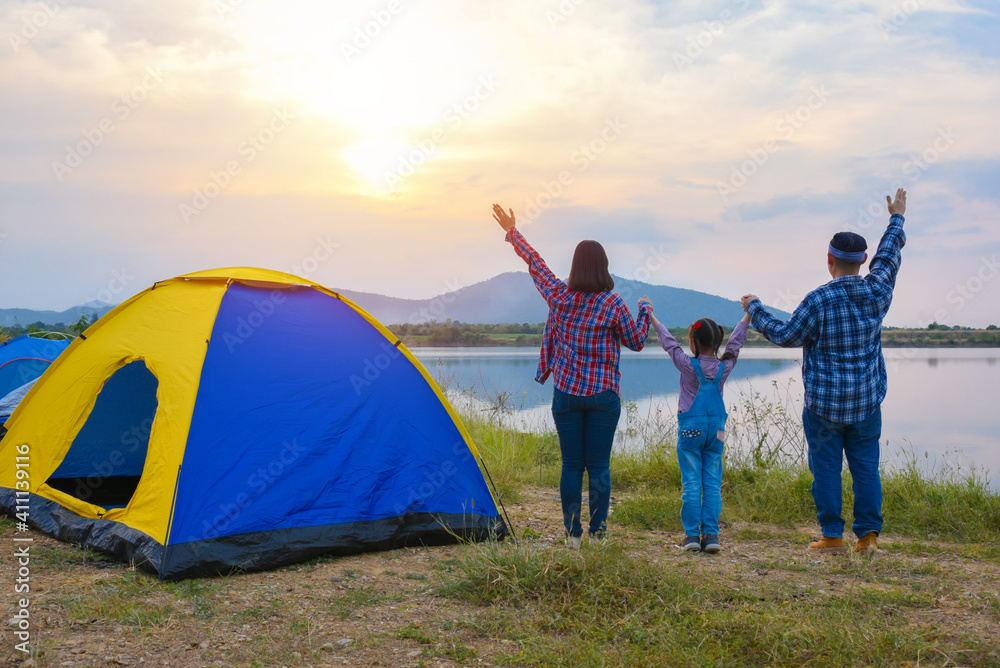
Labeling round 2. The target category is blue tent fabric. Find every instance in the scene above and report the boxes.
[163,282,504,576]
[0,334,71,398]
[0,378,37,423]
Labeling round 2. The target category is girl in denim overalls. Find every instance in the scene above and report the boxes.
[651,312,751,553]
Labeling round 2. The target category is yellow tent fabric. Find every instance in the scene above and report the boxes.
[0,277,224,544]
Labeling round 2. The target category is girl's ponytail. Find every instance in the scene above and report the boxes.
[690,317,732,360]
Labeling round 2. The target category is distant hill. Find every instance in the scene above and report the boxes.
[0,303,114,328]
[2,273,789,330]
[338,272,790,328]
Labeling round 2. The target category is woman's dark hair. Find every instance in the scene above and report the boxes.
[567,240,614,293]
[689,317,735,361]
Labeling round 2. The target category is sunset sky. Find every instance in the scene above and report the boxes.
[1,0,998,327]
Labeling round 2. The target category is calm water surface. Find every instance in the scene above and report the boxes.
[411,347,1000,486]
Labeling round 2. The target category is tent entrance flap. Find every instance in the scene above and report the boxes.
[45,360,158,508]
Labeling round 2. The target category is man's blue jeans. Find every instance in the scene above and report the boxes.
[551,388,621,538]
[802,406,883,538]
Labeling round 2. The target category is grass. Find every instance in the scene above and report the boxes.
[5,389,999,667]
[459,541,997,666]
[58,571,175,629]
[439,539,999,667]
[464,385,1000,542]
[328,586,404,619]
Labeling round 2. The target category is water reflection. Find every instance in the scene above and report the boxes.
[412,347,1000,487]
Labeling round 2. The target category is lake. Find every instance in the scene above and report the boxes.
[410,347,1000,487]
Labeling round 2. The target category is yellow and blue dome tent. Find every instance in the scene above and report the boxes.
[0,268,507,579]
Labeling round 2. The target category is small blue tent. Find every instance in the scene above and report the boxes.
[0,333,72,418]
[0,269,507,579]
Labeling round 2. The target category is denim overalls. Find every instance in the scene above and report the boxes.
[676,358,728,538]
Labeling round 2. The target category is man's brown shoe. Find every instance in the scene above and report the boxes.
[808,536,847,553]
[854,532,879,555]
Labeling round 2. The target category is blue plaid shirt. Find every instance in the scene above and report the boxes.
[748,214,906,424]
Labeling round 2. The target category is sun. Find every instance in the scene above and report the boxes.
[341,136,414,193]
[235,5,493,190]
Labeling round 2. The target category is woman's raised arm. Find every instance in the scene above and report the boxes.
[493,203,568,305]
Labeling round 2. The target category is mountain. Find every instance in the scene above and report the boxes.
[0,303,114,328]
[2,273,789,330]
[337,272,790,327]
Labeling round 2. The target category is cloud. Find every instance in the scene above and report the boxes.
[0,0,998,325]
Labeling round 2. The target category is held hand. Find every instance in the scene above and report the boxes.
[638,295,653,312]
[740,294,758,312]
[886,188,906,216]
[492,203,516,232]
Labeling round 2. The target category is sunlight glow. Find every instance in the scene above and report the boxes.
[242,9,485,135]
[342,136,413,191]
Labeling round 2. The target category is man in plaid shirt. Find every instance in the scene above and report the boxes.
[742,189,907,555]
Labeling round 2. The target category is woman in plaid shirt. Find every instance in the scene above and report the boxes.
[492,204,653,547]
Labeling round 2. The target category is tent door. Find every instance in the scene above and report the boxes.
[44,360,158,509]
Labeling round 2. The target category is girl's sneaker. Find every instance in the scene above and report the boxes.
[568,535,583,549]
[701,535,721,554]
[682,536,701,552]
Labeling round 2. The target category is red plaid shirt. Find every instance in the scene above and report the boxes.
[507,227,651,396]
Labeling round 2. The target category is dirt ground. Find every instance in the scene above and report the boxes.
[3,486,999,667]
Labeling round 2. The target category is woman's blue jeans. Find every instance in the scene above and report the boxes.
[802,406,883,538]
[551,388,621,538]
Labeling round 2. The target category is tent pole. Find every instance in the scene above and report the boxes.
[478,454,516,543]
